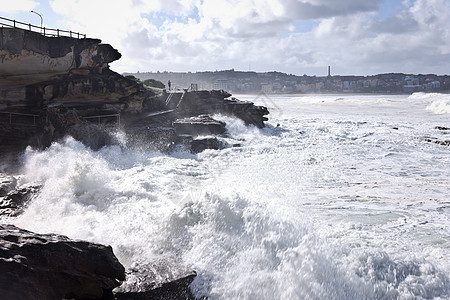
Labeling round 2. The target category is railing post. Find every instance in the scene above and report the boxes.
[13,20,15,28]
[57,29,59,36]
[29,23,31,31]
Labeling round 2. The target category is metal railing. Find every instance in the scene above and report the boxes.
[0,16,86,39]
[83,114,120,126]
[0,112,120,126]
[0,111,39,125]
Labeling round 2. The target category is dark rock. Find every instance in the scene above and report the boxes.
[0,182,41,217]
[0,174,17,196]
[173,115,227,136]
[175,90,269,128]
[32,106,115,150]
[126,126,178,152]
[424,137,450,146]
[114,260,196,300]
[435,140,450,146]
[434,126,450,131]
[0,224,125,300]
[191,137,226,153]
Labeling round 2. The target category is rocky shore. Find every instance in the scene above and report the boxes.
[0,26,269,298]
[0,26,268,154]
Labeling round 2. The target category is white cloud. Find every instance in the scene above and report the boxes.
[0,0,38,13]
[48,0,450,75]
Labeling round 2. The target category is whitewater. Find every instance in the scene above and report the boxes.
[8,92,450,299]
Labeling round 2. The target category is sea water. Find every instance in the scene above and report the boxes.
[11,92,450,299]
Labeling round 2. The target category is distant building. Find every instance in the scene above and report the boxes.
[261,83,273,94]
[403,85,422,93]
[405,76,419,86]
[214,79,228,91]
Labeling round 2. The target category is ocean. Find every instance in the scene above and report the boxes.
[10,92,450,299]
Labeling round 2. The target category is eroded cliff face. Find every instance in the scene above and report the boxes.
[0,27,160,149]
[0,27,119,78]
[0,27,148,114]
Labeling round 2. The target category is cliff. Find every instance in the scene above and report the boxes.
[0,27,149,114]
[0,27,268,152]
[0,25,269,298]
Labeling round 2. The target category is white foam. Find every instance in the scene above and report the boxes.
[9,94,450,299]
[426,98,450,114]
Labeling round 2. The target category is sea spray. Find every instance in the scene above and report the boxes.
[11,93,450,299]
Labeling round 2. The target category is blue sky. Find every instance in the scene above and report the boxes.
[2,0,449,76]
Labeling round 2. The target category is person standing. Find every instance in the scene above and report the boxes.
[168,80,171,91]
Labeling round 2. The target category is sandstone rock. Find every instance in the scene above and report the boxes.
[173,115,227,136]
[114,260,196,300]
[32,106,115,150]
[1,27,269,154]
[0,224,125,299]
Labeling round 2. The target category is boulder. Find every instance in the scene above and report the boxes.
[175,90,269,128]
[114,260,197,300]
[434,126,450,131]
[424,137,450,146]
[191,137,226,153]
[0,181,41,217]
[0,174,17,196]
[0,224,125,300]
[33,106,115,150]
[173,115,227,136]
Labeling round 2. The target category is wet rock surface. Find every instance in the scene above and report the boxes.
[114,260,197,300]
[176,91,269,128]
[191,137,227,153]
[0,179,41,217]
[173,115,227,136]
[425,137,450,146]
[0,224,125,300]
[424,126,450,146]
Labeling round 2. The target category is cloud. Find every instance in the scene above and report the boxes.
[282,0,382,19]
[0,0,38,13]
[48,0,450,75]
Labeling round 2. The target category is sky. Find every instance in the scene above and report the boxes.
[1,0,450,76]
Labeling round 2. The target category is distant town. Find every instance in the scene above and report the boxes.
[124,69,450,94]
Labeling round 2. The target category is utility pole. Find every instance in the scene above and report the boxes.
[31,10,43,34]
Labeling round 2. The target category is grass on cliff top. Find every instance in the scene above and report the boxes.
[144,85,164,94]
